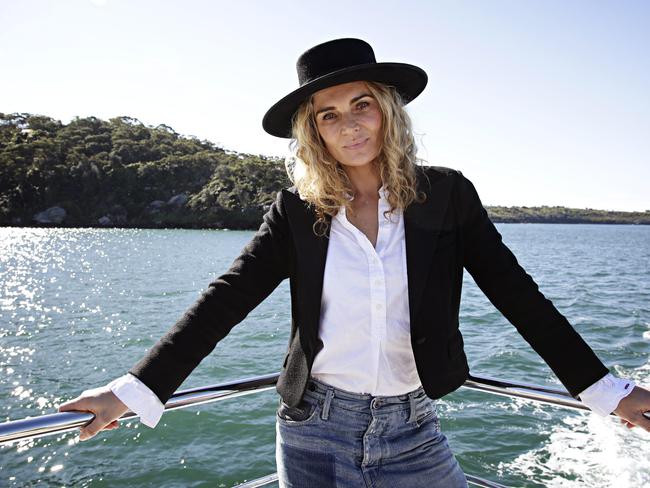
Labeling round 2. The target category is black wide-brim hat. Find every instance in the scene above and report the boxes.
[262,38,428,138]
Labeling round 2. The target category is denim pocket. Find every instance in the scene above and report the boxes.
[276,399,319,425]
[415,398,439,429]
[415,408,434,427]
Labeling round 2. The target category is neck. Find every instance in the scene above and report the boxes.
[343,163,382,201]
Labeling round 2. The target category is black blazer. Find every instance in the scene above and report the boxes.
[130,165,609,407]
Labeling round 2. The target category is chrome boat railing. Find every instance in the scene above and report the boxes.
[232,472,510,488]
[2,372,647,486]
[4,372,643,445]
[0,372,280,445]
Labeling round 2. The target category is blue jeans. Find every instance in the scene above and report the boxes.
[276,378,468,487]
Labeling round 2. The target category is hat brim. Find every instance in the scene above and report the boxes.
[262,62,427,138]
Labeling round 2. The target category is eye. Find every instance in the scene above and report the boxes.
[322,112,336,121]
[357,100,370,109]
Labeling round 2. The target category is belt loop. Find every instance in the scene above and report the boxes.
[321,387,334,420]
[407,391,418,424]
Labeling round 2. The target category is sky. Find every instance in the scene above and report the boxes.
[2,0,649,211]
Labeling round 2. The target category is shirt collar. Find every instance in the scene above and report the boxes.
[337,185,390,223]
[344,185,389,201]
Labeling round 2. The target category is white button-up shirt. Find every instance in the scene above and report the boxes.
[109,186,634,428]
[310,186,421,394]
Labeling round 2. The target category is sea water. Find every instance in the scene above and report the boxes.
[1,224,648,487]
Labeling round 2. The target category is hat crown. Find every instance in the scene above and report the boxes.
[296,38,377,86]
[263,37,427,138]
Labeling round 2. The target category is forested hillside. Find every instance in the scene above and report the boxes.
[1,113,648,228]
[0,113,289,228]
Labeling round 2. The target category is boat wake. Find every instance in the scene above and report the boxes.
[499,365,650,487]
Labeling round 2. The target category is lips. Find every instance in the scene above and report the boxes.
[344,138,369,150]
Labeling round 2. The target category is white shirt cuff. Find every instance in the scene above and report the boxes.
[578,373,635,417]
[108,373,165,428]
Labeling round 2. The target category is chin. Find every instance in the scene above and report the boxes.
[339,159,374,169]
[337,152,380,169]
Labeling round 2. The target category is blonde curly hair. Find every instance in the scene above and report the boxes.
[285,81,426,236]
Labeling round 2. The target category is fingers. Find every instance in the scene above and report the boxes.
[57,396,89,413]
[632,412,650,433]
[617,413,650,432]
[57,395,98,441]
[613,385,650,432]
[78,413,123,440]
[619,418,634,428]
[56,388,126,441]
[79,416,106,441]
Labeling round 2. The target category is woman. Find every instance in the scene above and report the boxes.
[59,38,650,487]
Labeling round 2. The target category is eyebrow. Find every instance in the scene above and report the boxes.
[315,93,372,117]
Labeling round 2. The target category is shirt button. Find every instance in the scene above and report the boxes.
[374,279,382,286]
[375,303,382,310]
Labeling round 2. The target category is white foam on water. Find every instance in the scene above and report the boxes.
[500,368,650,487]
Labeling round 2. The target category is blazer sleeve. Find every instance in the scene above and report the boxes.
[455,172,609,398]
[128,189,292,404]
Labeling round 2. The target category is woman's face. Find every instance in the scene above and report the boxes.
[312,81,383,170]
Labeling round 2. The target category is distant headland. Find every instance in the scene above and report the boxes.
[2,113,648,229]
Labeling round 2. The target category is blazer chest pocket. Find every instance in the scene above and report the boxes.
[433,228,458,253]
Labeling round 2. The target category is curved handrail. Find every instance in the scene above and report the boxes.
[1,372,646,446]
[232,472,510,488]
[0,372,279,445]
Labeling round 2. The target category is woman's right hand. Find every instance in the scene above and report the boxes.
[57,386,130,441]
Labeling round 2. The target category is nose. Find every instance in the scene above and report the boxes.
[340,112,360,133]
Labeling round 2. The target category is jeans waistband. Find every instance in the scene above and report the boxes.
[303,377,429,422]
[306,377,425,404]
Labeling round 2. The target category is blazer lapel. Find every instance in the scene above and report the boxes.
[283,190,331,353]
[284,166,454,347]
[404,170,454,331]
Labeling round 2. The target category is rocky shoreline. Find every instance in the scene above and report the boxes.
[6,203,649,229]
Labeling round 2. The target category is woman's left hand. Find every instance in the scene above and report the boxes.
[613,385,650,432]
